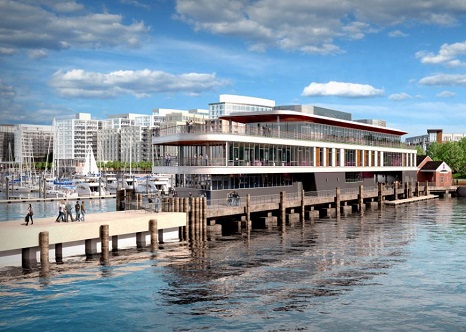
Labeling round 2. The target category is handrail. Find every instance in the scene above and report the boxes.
[156,123,415,150]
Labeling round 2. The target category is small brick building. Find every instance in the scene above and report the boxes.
[416,155,452,187]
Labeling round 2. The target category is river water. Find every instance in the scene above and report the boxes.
[1,198,466,331]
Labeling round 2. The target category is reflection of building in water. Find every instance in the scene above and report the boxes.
[153,100,417,200]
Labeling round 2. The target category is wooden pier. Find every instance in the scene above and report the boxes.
[0,181,457,271]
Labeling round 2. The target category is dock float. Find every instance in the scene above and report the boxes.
[385,194,438,206]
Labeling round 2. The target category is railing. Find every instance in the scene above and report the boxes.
[156,124,414,150]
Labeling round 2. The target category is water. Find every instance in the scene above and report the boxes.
[1,198,466,331]
[0,198,116,222]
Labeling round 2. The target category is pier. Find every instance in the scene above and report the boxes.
[0,182,457,271]
[0,210,186,270]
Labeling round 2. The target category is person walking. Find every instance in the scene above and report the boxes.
[80,201,86,221]
[25,204,33,226]
[154,194,161,213]
[75,200,81,221]
[56,201,65,222]
[65,201,74,222]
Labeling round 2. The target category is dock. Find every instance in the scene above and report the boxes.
[384,194,438,206]
[0,210,186,269]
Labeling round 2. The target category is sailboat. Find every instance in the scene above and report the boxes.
[75,145,107,196]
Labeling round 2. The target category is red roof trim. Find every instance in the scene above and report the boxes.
[219,111,407,136]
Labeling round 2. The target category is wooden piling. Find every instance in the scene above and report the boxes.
[100,225,109,262]
[279,191,286,228]
[359,185,364,212]
[393,182,398,200]
[300,189,305,223]
[378,182,383,209]
[335,187,341,218]
[149,219,158,251]
[39,231,50,273]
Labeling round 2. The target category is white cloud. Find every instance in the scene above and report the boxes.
[389,93,411,101]
[175,0,466,54]
[437,90,456,98]
[49,69,229,98]
[419,74,466,86]
[28,49,49,59]
[388,30,408,37]
[302,81,384,98]
[416,41,466,67]
[0,1,149,55]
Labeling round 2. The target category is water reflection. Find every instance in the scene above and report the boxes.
[3,199,466,331]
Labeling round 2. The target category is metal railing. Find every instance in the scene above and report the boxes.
[156,124,414,150]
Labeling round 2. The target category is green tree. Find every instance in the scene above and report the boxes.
[415,145,424,156]
[439,141,464,173]
[426,142,442,160]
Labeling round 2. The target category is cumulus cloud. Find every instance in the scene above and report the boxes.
[175,0,466,54]
[437,90,456,98]
[49,69,229,98]
[0,1,149,55]
[389,92,412,101]
[416,41,466,67]
[419,74,466,86]
[302,81,384,98]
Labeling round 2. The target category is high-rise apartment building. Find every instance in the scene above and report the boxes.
[14,124,53,164]
[0,124,15,164]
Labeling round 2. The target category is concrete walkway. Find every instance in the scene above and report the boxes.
[384,194,438,206]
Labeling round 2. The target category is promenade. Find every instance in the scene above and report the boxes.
[0,210,186,269]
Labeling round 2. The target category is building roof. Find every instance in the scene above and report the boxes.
[420,161,444,171]
[416,155,429,166]
[219,110,408,136]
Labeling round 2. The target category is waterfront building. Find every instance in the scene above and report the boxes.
[13,124,53,164]
[152,103,417,199]
[53,113,99,176]
[416,155,452,187]
[405,129,466,150]
[209,94,275,118]
[0,124,15,165]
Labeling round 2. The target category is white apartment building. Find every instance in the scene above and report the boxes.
[14,124,53,164]
[405,129,466,150]
[0,124,15,163]
[209,94,275,118]
[53,113,99,175]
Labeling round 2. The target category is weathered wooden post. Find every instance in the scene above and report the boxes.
[245,194,251,234]
[100,225,109,262]
[300,189,305,223]
[279,191,286,227]
[415,181,420,197]
[183,197,189,242]
[149,219,158,251]
[393,182,398,201]
[378,182,383,209]
[425,181,429,196]
[358,185,364,212]
[202,197,207,242]
[39,231,50,274]
[335,187,341,218]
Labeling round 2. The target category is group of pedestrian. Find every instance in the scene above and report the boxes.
[55,200,86,222]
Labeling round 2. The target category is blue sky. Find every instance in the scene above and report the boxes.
[1,0,466,138]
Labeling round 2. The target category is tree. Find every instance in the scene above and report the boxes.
[439,141,465,173]
[415,145,424,156]
[426,142,442,161]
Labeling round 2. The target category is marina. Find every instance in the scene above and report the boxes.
[1,197,466,331]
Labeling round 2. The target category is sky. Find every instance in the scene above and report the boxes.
[1,0,466,138]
